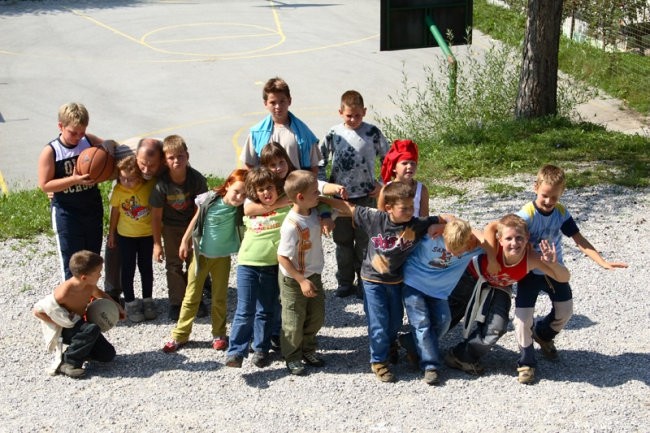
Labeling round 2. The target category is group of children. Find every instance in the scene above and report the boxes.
[33,78,628,384]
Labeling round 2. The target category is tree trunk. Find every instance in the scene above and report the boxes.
[515,0,564,119]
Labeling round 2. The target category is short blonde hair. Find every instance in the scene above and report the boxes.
[58,102,89,127]
[535,164,566,190]
[443,219,473,252]
[162,134,188,155]
[284,170,316,201]
[496,214,529,239]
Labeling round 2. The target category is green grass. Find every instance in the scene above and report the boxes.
[416,116,650,189]
[474,0,650,114]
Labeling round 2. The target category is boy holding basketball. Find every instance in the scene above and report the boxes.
[33,250,125,378]
[37,102,105,281]
[150,135,208,320]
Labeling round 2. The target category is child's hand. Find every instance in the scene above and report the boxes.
[179,238,192,261]
[300,279,318,298]
[74,172,95,186]
[153,244,165,263]
[427,223,446,238]
[539,239,557,263]
[320,217,335,237]
[107,233,116,249]
[601,260,629,270]
[117,304,127,321]
[336,185,349,200]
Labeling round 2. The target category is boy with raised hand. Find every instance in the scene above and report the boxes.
[509,164,628,384]
[321,182,448,383]
[444,214,571,378]
[277,170,326,376]
[33,250,125,378]
[150,135,208,320]
[319,90,389,298]
[240,77,321,175]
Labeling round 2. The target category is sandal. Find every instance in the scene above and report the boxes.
[371,362,396,383]
[162,339,186,353]
[517,366,535,384]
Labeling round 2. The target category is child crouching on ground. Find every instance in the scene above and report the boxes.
[33,250,125,378]
[277,170,326,375]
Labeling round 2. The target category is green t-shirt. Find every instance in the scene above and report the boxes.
[237,205,291,266]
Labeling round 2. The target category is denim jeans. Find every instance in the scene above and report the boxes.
[402,284,451,371]
[227,265,279,357]
[362,280,404,363]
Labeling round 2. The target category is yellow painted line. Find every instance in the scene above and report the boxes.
[0,170,9,195]
[153,31,278,45]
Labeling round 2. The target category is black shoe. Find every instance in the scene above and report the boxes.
[196,300,208,318]
[108,293,125,308]
[270,335,281,352]
[334,285,355,298]
[354,284,364,300]
[251,351,271,368]
[168,305,181,321]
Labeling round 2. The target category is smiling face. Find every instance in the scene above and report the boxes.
[223,180,247,207]
[265,156,289,180]
[498,226,529,262]
[264,92,291,124]
[255,182,279,206]
[534,181,564,213]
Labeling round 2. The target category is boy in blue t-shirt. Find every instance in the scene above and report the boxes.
[510,164,628,384]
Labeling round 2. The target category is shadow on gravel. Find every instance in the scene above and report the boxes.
[538,351,650,386]
[564,314,598,330]
[90,350,219,378]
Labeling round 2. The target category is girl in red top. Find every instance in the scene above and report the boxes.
[444,214,570,377]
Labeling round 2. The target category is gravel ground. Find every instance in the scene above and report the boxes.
[1,178,648,433]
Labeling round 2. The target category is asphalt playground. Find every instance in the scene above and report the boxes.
[1,0,646,193]
[0,0,459,192]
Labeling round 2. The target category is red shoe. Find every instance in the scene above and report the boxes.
[212,336,228,351]
[162,340,186,353]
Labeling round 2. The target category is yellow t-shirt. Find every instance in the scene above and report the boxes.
[109,178,156,237]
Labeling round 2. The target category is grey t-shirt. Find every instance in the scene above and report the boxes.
[149,166,207,227]
[354,206,440,284]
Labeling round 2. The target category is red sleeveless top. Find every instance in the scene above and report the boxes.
[468,245,529,287]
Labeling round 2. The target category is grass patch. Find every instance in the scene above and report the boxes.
[474,0,650,114]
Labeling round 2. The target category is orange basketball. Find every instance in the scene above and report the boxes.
[75,146,115,183]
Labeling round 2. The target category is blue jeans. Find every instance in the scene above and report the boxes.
[362,280,404,363]
[227,265,279,357]
[402,284,451,371]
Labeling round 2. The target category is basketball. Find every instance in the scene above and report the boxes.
[86,298,119,332]
[75,146,115,183]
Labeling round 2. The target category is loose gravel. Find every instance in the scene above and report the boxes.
[1,179,648,433]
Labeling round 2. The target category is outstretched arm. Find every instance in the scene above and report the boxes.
[319,196,355,217]
[572,232,628,270]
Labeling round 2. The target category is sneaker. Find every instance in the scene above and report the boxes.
[212,336,228,351]
[334,285,355,298]
[532,329,558,360]
[371,362,396,383]
[143,298,157,321]
[286,360,305,375]
[162,339,186,353]
[225,355,243,368]
[517,365,535,384]
[302,352,324,367]
[58,363,85,378]
[125,300,145,323]
[270,335,281,352]
[196,300,208,318]
[252,351,271,368]
[168,305,181,321]
[444,350,485,376]
[423,369,440,386]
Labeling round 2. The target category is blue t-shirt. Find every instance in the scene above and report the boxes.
[517,201,579,274]
[403,235,483,299]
